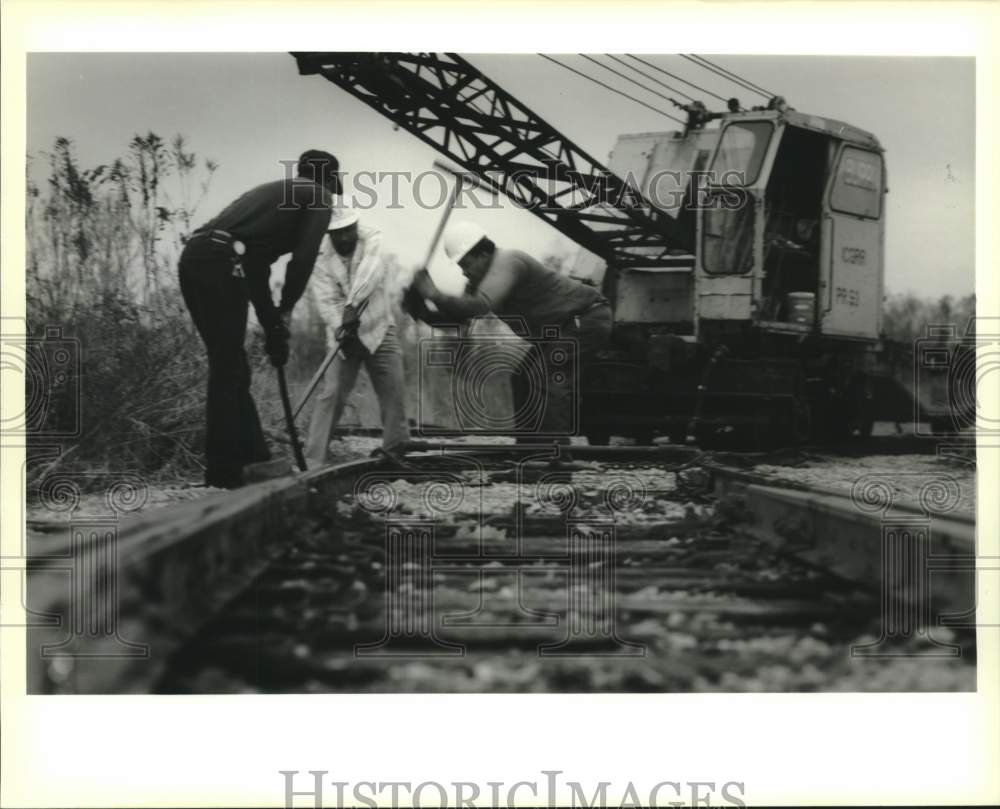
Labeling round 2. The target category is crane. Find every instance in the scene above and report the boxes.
[292,51,967,446]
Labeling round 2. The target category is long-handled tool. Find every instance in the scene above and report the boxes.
[422,161,465,266]
[291,297,371,422]
[276,364,308,471]
[426,160,502,267]
[414,159,501,312]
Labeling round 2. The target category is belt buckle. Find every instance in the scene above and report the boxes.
[230,240,245,278]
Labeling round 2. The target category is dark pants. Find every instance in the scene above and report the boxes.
[511,303,613,441]
[179,240,270,487]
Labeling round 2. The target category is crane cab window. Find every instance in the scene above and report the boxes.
[830,147,883,219]
[709,121,773,185]
[701,121,773,275]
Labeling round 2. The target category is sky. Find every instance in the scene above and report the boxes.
[26,52,975,299]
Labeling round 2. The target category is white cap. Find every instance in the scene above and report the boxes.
[443,220,488,262]
[327,201,359,231]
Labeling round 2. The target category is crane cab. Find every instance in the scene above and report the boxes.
[574,107,890,445]
[696,110,886,342]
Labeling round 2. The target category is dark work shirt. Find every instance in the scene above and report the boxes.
[432,248,605,336]
[199,177,332,322]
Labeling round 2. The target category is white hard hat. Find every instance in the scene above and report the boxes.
[327,200,360,231]
[443,220,488,262]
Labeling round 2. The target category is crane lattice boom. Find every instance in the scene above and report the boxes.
[293,52,693,268]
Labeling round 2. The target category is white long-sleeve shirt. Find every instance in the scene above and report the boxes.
[309,225,394,354]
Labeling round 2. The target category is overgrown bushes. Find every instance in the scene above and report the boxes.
[27,135,237,485]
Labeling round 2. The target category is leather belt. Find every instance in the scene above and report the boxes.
[188,229,246,278]
[190,229,246,254]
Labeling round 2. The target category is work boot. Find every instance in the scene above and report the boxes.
[370,445,414,472]
[243,458,295,483]
[205,462,244,489]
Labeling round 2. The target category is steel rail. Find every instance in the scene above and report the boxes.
[26,443,977,693]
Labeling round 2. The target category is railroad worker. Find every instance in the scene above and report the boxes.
[303,204,410,468]
[179,149,340,488]
[407,221,612,443]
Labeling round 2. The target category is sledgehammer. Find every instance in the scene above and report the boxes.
[424,159,501,266]
[411,160,502,319]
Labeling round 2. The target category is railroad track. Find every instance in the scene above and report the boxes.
[26,442,977,694]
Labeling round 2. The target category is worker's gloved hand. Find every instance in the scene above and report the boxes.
[265,320,290,367]
[334,304,361,347]
[334,321,359,348]
[342,303,361,330]
[411,268,437,299]
[402,285,456,327]
[401,286,426,319]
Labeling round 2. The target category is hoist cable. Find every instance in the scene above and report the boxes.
[624,55,732,105]
[538,54,686,125]
[680,54,774,100]
[580,54,683,108]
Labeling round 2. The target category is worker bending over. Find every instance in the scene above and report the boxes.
[304,205,410,467]
[409,221,612,442]
[179,149,339,488]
